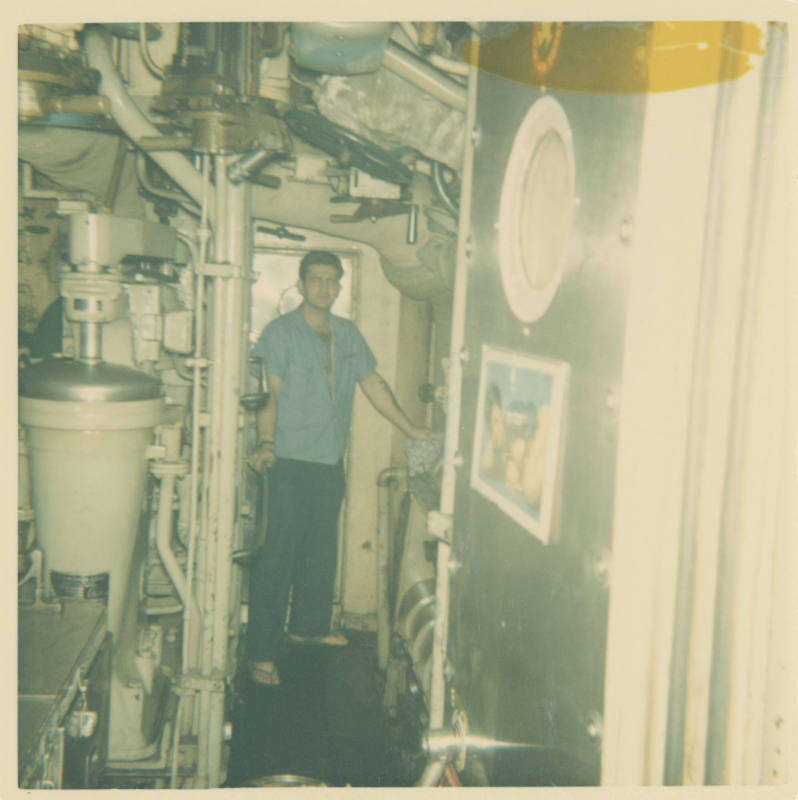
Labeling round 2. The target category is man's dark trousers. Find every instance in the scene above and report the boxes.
[247,457,346,662]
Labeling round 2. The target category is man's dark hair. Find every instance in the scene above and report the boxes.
[299,250,344,282]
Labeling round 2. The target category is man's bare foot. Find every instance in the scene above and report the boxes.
[288,631,348,647]
[249,660,280,685]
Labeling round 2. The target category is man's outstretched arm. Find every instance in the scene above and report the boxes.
[359,372,431,440]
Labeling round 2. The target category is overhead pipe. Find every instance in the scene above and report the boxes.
[138,22,165,80]
[382,42,467,111]
[249,176,456,304]
[397,22,470,77]
[83,26,207,209]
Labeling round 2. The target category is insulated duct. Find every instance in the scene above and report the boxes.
[19,128,144,217]
[250,178,455,301]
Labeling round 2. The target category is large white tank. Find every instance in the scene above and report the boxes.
[20,358,164,637]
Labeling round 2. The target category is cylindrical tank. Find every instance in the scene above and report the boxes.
[19,358,164,637]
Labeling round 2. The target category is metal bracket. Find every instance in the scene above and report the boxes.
[329,197,412,224]
[198,262,237,278]
[427,510,453,545]
[146,444,167,460]
[150,459,189,478]
[255,223,306,242]
[179,672,226,694]
[18,549,62,611]
[66,709,98,739]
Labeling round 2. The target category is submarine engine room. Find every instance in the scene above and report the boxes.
[14,16,796,789]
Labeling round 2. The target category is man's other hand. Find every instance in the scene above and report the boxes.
[407,425,434,441]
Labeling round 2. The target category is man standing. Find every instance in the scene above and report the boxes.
[247,250,430,685]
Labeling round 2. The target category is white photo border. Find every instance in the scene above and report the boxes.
[470,344,570,544]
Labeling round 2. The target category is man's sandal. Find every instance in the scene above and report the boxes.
[249,661,280,686]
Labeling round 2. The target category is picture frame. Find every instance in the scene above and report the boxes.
[470,345,570,544]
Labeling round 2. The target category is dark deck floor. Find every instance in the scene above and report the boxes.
[224,630,415,787]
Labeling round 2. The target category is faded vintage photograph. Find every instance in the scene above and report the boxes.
[13,10,796,792]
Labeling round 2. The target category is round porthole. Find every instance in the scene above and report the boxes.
[498,95,575,323]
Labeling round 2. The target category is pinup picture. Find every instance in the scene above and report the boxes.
[471,345,569,543]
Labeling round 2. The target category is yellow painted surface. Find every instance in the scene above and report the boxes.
[464,21,766,93]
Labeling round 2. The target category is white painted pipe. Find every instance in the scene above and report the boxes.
[83,27,207,208]
[428,37,478,731]
[194,155,250,788]
[196,284,224,786]
[417,757,447,786]
[195,165,228,785]
[396,23,470,77]
[383,42,467,112]
[377,467,407,671]
[208,159,249,788]
[182,159,212,748]
[155,472,186,601]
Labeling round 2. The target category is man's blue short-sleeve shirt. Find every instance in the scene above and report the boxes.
[252,307,377,464]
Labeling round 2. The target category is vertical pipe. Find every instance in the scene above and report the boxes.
[78,321,102,364]
[662,27,737,783]
[201,156,229,790]
[154,472,186,601]
[704,24,786,784]
[196,160,230,785]
[377,468,405,670]
[185,157,212,746]
[226,186,253,686]
[428,34,478,731]
[206,155,250,787]
[180,221,208,672]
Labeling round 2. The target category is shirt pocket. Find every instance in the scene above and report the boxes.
[336,350,363,383]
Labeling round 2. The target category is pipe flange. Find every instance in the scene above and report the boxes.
[150,459,189,477]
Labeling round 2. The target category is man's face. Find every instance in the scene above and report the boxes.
[298,263,342,311]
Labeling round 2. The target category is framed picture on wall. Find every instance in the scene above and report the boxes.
[470,345,570,544]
